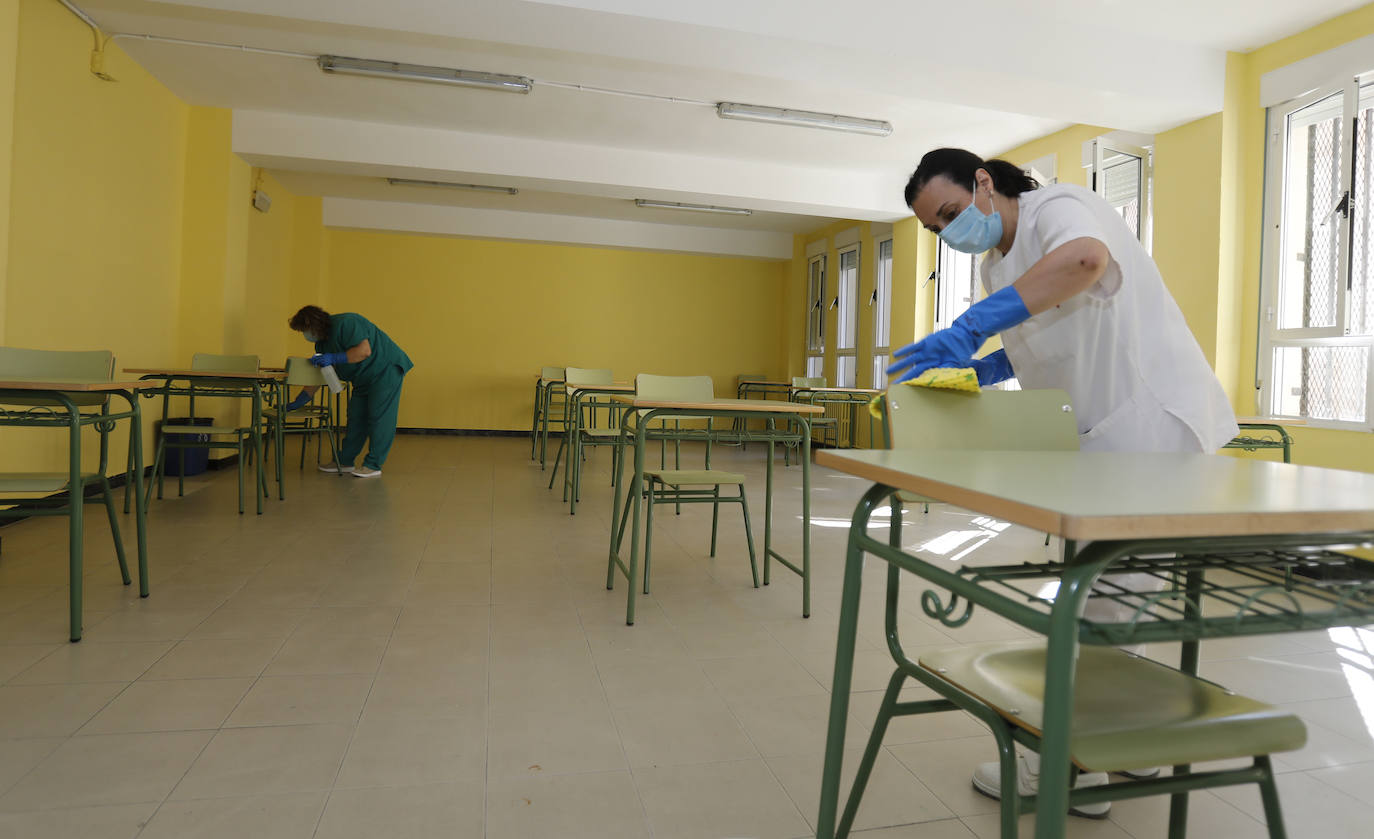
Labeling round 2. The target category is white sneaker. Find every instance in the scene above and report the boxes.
[1118,766,1161,779]
[318,462,353,474]
[971,752,1112,819]
[352,466,382,479]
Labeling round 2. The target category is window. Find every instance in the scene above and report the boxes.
[935,240,978,328]
[1259,75,1374,426]
[1087,138,1152,249]
[806,254,826,379]
[835,245,859,387]
[871,238,893,388]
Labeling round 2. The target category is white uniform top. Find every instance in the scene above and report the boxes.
[980,184,1238,453]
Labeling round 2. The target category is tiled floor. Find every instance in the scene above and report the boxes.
[1,435,1372,838]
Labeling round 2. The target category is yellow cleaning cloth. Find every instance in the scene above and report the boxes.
[907,366,981,393]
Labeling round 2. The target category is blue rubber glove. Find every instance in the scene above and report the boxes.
[286,391,311,411]
[887,286,1031,384]
[970,349,1015,386]
[310,352,346,368]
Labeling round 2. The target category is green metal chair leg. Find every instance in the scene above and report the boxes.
[1254,756,1288,839]
[643,478,655,595]
[99,476,131,586]
[236,437,245,515]
[709,485,720,557]
[740,486,759,588]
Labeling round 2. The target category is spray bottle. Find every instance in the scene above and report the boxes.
[312,355,345,394]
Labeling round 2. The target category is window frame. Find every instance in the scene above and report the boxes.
[1257,74,1374,430]
[805,253,827,381]
[934,239,978,329]
[871,237,893,388]
[834,243,860,387]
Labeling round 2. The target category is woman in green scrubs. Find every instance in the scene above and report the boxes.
[285,305,413,478]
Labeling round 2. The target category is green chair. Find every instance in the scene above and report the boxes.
[151,353,264,514]
[548,367,623,512]
[262,356,342,478]
[832,387,1305,839]
[0,348,131,641]
[534,365,567,469]
[620,374,758,595]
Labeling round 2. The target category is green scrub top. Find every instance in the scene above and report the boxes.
[315,312,413,385]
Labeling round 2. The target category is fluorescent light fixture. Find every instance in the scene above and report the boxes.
[716,102,892,137]
[387,178,518,195]
[634,199,751,216]
[318,55,532,94]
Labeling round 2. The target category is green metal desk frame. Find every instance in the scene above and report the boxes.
[814,449,1374,839]
[790,387,879,450]
[131,371,277,515]
[1223,422,1294,463]
[0,381,150,642]
[606,399,819,624]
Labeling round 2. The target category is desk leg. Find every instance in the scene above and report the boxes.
[1035,550,1112,839]
[764,422,774,586]
[124,393,149,599]
[67,406,84,642]
[801,418,811,618]
[624,429,646,625]
[253,388,265,515]
[816,483,884,839]
[530,379,541,460]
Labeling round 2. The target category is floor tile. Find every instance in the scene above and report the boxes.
[486,771,649,839]
[0,645,60,684]
[170,723,352,801]
[141,638,282,680]
[137,792,327,839]
[0,682,127,738]
[335,716,485,788]
[224,674,372,727]
[0,802,157,839]
[264,634,387,676]
[314,783,484,839]
[0,730,212,811]
[7,641,173,685]
[767,747,954,832]
[612,695,759,768]
[79,678,254,734]
[634,759,809,839]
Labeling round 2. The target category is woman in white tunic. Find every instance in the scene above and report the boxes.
[889,147,1238,816]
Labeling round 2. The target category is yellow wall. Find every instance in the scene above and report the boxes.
[0,0,17,348]
[3,0,187,471]
[322,230,787,430]
[996,125,1106,189]
[1152,114,1224,368]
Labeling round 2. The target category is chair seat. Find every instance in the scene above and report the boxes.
[580,428,623,438]
[0,472,101,492]
[161,424,245,435]
[645,469,746,486]
[918,640,1306,773]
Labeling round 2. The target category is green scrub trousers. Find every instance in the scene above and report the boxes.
[339,364,406,470]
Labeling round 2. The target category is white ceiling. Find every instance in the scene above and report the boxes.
[75,0,1369,257]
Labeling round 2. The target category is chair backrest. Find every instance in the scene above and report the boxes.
[792,376,826,388]
[283,357,326,386]
[565,367,613,386]
[192,353,259,373]
[885,386,1079,452]
[0,347,114,407]
[635,374,714,403]
[541,366,565,381]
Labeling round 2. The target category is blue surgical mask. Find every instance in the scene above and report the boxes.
[938,181,1003,254]
[303,331,320,343]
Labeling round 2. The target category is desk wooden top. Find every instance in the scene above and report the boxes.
[0,377,157,392]
[566,383,634,393]
[124,368,287,380]
[816,449,1374,541]
[613,395,823,414]
[739,380,791,387]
